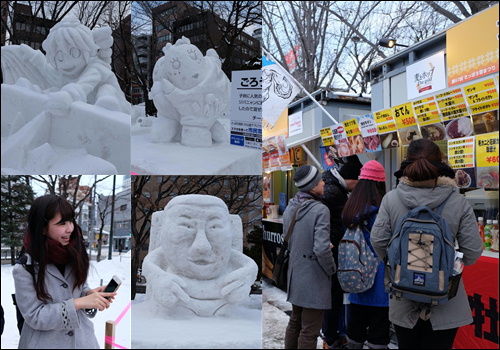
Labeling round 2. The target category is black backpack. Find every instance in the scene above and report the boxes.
[12,253,27,335]
[11,293,24,335]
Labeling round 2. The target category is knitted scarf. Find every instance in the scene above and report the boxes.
[24,233,76,265]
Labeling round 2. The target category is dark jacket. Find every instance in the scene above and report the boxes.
[321,169,349,263]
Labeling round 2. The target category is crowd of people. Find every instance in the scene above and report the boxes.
[282,139,483,349]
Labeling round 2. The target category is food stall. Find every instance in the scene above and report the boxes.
[262,90,373,284]
[262,5,499,348]
[361,5,499,348]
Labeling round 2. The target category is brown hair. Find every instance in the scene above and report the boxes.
[23,195,89,302]
[342,179,386,229]
[402,139,443,182]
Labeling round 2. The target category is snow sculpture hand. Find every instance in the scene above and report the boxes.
[61,83,86,102]
[152,272,190,309]
[203,93,221,117]
[47,91,73,116]
[221,266,256,303]
[161,78,175,95]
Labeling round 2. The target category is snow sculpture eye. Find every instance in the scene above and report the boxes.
[56,50,64,62]
[171,58,181,69]
[187,49,197,60]
[179,222,193,230]
[70,47,81,59]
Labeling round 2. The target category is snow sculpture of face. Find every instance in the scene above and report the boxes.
[157,37,209,90]
[42,18,98,79]
[162,195,232,280]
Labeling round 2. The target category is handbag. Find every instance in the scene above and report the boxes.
[272,200,309,290]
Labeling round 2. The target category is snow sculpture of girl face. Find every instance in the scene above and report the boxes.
[42,19,99,79]
[156,37,208,90]
[162,195,232,280]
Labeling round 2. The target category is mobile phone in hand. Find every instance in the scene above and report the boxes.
[103,275,122,300]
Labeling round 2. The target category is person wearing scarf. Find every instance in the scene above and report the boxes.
[13,194,117,349]
[283,165,336,349]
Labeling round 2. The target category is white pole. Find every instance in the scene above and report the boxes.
[301,144,323,169]
[262,47,338,125]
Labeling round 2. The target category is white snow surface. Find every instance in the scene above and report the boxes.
[1,250,131,349]
[131,292,262,349]
[131,130,261,175]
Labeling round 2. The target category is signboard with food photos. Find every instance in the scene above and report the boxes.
[313,75,499,188]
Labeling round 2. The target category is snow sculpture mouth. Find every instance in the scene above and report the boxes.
[189,258,214,265]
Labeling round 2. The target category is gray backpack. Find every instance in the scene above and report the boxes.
[338,225,378,293]
[385,193,455,306]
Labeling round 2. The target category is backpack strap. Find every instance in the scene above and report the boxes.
[434,191,454,215]
[284,199,311,243]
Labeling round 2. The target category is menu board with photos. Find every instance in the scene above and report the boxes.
[318,75,499,188]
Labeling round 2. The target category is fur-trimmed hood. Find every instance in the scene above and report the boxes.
[398,175,457,188]
[395,176,457,210]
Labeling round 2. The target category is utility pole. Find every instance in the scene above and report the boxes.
[108,176,116,260]
[88,176,95,260]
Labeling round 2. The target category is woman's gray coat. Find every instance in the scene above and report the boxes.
[283,192,336,310]
[13,253,99,349]
[371,176,483,330]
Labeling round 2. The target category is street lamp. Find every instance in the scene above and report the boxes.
[378,37,409,48]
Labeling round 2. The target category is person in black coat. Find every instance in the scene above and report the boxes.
[1,304,4,336]
[321,155,362,349]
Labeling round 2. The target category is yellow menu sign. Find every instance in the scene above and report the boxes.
[320,127,334,146]
[448,137,475,169]
[417,110,441,123]
[441,103,469,120]
[373,109,393,124]
[466,88,499,106]
[464,78,496,95]
[476,132,500,167]
[342,118,361,136]
[437,94,465,110]
[470,100,499,114]
[392,102,416,129]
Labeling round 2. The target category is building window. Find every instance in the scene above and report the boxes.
[160,6,177,17]
[158,34,172,43]
[120,204,127,211]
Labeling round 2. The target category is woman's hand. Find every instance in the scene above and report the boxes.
[74,290,117,311]
[87,285,116,302]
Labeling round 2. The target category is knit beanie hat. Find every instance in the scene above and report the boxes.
[294,165,322,193]
[339,155,363,180]
[359,160,386,182]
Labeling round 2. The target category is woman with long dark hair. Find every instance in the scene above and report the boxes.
[13,194,117,349]
[341,160,390,349]
[371,139,483,349]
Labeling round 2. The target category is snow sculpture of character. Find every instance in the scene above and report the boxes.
[1,18,130,115]
[148,36,230,147]
[143,195,257,317]
[1,18,130,174]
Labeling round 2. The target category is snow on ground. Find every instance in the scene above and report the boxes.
[131,129,261,175]
[131,291,262,349]
[1,249,131,349]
